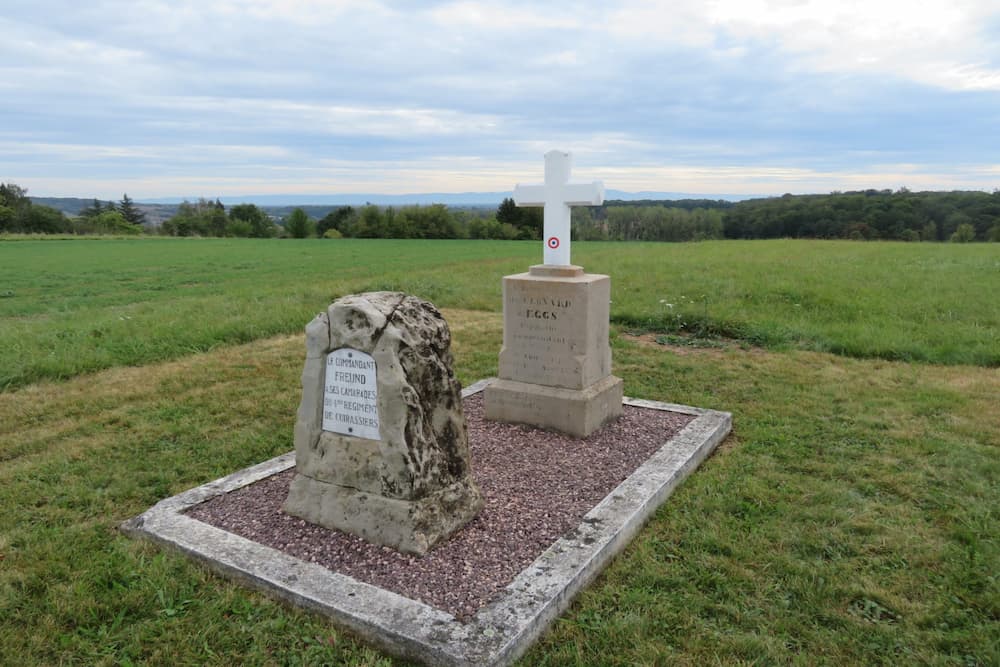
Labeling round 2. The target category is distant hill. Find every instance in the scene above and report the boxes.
[29,197,177,225]
[140,190,757,207]
[31,190,758,227]
[29,197,96,216]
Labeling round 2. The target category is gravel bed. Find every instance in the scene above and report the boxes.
[187,394,693,621]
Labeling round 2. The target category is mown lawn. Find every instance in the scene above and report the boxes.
[1,238,997,389]
[0,238,997,665]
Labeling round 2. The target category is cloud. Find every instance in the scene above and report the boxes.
[609,0,1000,91]
[2,0,999,198]
[428,1,583,30]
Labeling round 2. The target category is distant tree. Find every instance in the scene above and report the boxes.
[93,210,141,235]
[988,224,1000,242]
[317,206,356,237]
[229,203,275,238]
[159,198,230,237]
[118,194,147,226]
[470,217,518,240]
[79,199,104,219]
[206,205,228,237]
[467,217,486,239]
[423,204,458,238]
[572,206,608,241]
[943,211,973,240]
[716,190,999,241]
[284,208,314,238]
[495,197,542,239]
[80,198,119,219]
[519,207,544,239]
[0,182,29,210]
[498,222,520,239]
[351,205,384,238]
[0,183,74,233]
[225,218,253,237]
[0,204,13,232]
[950,223,976,243]
[496,197,519,226]
[21,205,70,234]
[162,200,206,236]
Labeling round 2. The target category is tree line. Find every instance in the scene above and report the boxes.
[1,184,147,235]
[4,181,999,242]
[721,189,1000,242]
[158,201,510,239]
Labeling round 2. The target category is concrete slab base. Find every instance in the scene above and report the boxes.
[122,378,731,667]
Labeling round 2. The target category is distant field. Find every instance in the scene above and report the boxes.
[1,237,997,389]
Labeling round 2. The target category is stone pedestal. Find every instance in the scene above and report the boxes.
[484,265,623,437]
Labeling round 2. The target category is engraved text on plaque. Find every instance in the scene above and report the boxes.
[322,348,379,440]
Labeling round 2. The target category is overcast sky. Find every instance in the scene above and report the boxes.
[3,0,999,200]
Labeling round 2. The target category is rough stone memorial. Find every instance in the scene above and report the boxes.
[485,150,624,437]
[283,291,482,555]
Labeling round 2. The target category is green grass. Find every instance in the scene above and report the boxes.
[589,240,1000,366]
[1,238,998,664]
[0,238,531,390]
[1,309,997,665]
[1,238,997,390]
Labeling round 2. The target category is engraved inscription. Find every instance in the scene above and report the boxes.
[322,348,380,440]
[502,289,584,386]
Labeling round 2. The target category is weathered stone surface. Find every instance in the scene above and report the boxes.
[284,292,482,555]
[484,375,623,439]
[486,265,623,437]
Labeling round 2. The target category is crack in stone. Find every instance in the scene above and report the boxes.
[293,469,369,497]
[369,292,406,346]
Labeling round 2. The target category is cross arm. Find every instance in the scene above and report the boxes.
[560,182,605,206]
[512,183,547,207]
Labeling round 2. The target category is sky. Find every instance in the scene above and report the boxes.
[3,0,1000,200]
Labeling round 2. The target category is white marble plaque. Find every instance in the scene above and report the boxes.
[322,348,380,440]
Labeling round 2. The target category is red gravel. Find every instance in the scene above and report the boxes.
[186,393,693,621]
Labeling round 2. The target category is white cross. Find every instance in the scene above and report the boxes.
[513,150,604,266]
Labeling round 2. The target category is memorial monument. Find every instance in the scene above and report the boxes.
[284,291,482,555]
[484,150,624,437]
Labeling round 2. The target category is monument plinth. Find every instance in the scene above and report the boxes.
[485,153,623,437]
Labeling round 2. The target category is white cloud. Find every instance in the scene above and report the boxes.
[735,0,999,91]
[428,2,582,30]
[609,0,1000,91]
[594,162,1000,194]
[143,96,503,137]
[19,160,999,200]
[3,0,999,198]
[607,2,716,48]
[0,141,294,161]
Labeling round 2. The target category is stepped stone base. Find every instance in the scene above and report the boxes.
[484,374,623,438]
[285,475,482,556]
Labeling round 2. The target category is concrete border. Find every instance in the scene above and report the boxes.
[122,378,731,666]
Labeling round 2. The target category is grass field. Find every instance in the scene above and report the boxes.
[1,238,997,390]
[1,238,998,665]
